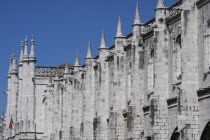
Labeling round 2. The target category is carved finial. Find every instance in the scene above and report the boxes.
[134,2,141,24]
[11,54,17,72]
[24,36,28,42]
[31,35,34,45]
[19,41,24,61]
[8,55,13,74]
[74,51,80,66]
[29,35,36,59]
[157,0,164,8]
[64,60,69,74]
[116,16,123,37]
[86,40,92,58]
[100,31,106,48]
[21,40,24,47]
[23,36,28,58]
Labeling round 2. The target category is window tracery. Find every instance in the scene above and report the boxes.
[203,16,210,72]
[147,40,155,92]
[172,34,182,83]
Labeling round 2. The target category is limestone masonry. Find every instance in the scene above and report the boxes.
[2,0,210,139]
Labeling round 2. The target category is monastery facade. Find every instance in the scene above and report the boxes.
[2,0,210,139]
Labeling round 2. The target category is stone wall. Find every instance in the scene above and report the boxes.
[4,0,210,140]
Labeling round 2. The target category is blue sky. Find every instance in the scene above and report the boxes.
[0,0,178,115]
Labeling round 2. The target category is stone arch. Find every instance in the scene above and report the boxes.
[170,127,180,140]
[200,121,210,140]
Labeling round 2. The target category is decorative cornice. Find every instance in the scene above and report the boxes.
[166,1,182,25]
[166,13,181,26]
[196,0,210,8]
[142,30,154,41]
[124,44,132,52]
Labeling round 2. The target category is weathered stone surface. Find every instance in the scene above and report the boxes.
[2,0,210,140]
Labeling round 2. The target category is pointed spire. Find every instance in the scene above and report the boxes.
[116,16,123,37]
[74,51,80,66]
[134,2,141,24]
[8,55,13,74]
[11,54,17,72]
[157,0,164,8]
[23,36,28,59]
[29,35,36,59]
[86,40,92,58]
[64,60,69,74]
[19,41,24,62]
[100,31,106,48]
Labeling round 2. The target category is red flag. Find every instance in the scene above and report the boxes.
[9,116,13,130]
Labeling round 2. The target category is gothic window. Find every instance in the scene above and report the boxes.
[204,23,210,72]
[109,62,114,110]
[203,11,210,72]
[109,112,117,139]
[147,43,155,92]
[109,112,117,128]
[59,130,62,139]
[172,34,182,83]
[207,19,210,28]
[93,117,100,132]
[150,48,154,57]
[94,68,100,113]
[139,50,144,69]
[80,123,84,137]
[170,127,180,140]
[70,127,74,136]
[127,106,134,130]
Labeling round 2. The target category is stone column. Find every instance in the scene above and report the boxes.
[5,65,11,139]
[178,0,200,139]
[97,48,109,140]
[114,26,127,139]
[149,5,169,140]
[83,57,95,140]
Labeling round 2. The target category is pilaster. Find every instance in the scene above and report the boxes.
[178,0,200,139]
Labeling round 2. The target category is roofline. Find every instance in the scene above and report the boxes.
[35,1,182,67]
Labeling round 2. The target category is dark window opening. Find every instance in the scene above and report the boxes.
[170,127,180,140]
[201,122,210,140]
[151,48,154,57]
[207,19,210,28]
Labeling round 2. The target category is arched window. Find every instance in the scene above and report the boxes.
[172,34,182,83]
[200,122,210,140]
[170,127,180,140]
[204,18,210,72]
[147,42,155,92]
[207,19,210,28]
